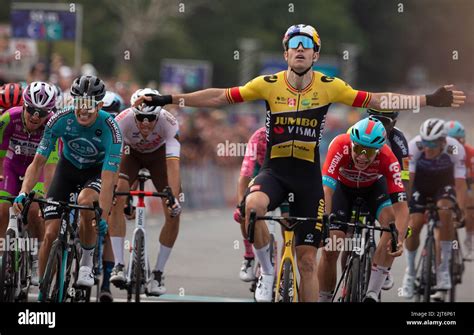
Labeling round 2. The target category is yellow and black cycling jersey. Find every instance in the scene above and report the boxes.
[226,70,371,177]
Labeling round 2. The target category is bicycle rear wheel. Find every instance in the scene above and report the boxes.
[133,229,145,302]
[0,229,18,302]
[39,240,63,302]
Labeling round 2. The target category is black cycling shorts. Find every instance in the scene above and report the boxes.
[44,155,102,220]
[330,177,391,234]
[244,168,325,248]
[409,185,457,214]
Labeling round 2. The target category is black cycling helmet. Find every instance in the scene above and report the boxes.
[70,75,106,101]
[366,108,399,120]
[366,108,399,133]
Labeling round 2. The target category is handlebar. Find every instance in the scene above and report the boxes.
[247,211,400,253]
[115,186,176,211]
[1,191,103,231]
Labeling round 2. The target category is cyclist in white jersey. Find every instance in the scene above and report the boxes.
[109,88,181,296]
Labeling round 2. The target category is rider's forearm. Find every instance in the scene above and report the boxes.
[392,201,409,241]
[368,93,426,111]
[323,185,334,214]
[172,88,228,108]
[238,176,251,203]
[43,163,57,194]
[99,170,116,221]
[166,158,181,198]
[455,178,468,211]
[20,155,47,194]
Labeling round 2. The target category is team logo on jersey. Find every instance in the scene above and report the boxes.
[95,129,102,137]
[287,98,296,107]
[301,99,311,107]
[263,75,278,83]
[273,126,284,135]
[321,76,335,83]
[67,138,99,157]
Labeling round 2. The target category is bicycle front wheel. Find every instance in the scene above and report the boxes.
[278,258,296,302]
[39,240,63,302]
[0,229,18,302]
[133,229,145,303]
[345,256,361,302]
[422,236,435,302]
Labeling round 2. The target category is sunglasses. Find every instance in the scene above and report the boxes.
[352,143,379,157]
[288,35,315,50]
[25,105,50,118]
[135,114,157,122]
[421,139,442,148]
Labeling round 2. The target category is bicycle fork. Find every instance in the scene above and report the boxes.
[126,205,150,286]
[275,230,298,302]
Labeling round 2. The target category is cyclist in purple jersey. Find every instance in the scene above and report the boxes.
[0,81,58,285]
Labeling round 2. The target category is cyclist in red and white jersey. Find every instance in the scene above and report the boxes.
[319,117,408,302]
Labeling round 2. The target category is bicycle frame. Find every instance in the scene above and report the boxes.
[331,198,398,302]
[114,170,175,302]
[125,174,151,288]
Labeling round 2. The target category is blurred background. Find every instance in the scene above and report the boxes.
[0,0,472,209]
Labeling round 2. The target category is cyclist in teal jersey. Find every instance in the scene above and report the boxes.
[13,75,123,289]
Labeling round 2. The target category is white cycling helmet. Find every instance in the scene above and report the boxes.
[420,118,446,141]
[22,81,57,110]
[130,88,161,114]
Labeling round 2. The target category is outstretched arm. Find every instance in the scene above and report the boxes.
[134,88,229,108]
[368,85,466,110]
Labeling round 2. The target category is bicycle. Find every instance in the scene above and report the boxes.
[413,200,455,303]
[248,210,324,302]
[114,169,175,302]
[330,197,399,302]
[18,192,103,303]
[0,193,40,302]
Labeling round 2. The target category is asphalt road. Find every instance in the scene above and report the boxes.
[27,207,473,302]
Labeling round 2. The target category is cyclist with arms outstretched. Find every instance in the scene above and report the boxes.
[135,24,465,302]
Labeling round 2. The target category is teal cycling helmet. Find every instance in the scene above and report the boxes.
[350,117,387,149]
[445,120,465,139]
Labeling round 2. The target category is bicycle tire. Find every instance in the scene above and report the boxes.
[449,244,463,302]
[279,258,294,302]
[344,256,361,302]
[0,229,18,302]
[40,240,63,302]
[17,230,32,302]
[362,246,375,295]
[64,241,80,302]
[134,229,145,302]
[422,236,435,302]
